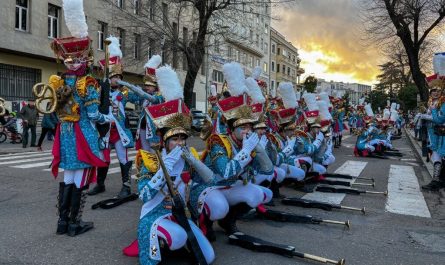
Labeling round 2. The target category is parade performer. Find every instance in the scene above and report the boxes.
[125,65,217,264]
[88,37,147,197]
[422,74,445,191]
[332,96,346,148]
[42,0,112,236]
[202,62,274,235]
[355,104,378,156]
[316,98,335,168]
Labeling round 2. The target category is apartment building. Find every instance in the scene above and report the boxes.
[317,79,371,105]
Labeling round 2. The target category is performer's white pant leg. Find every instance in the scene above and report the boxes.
[221,181,264,208]
[64,170,75,185]
[114,140,128,164]
[189,220,215,264]
[296,156,312,166]
[254,173,274,184]
[432,151,442,164]
[257,186,273,203]
[313,163,327,175]
[365,144,375,152]
[322,154,335,166]
[274,166,286,183]
[203,189,229,221]
[157,218,187,251]
[369,139,381,146]
[280,164,305,181]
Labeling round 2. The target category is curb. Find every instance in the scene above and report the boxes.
[404,127,433,179]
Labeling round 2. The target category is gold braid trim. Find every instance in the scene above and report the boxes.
[84,99,100,107]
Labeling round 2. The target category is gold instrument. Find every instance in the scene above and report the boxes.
[32,75,63,114]
[0,97,6,116]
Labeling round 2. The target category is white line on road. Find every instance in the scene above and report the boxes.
[301,160,368,204]
[385,165,431,218]
[0,150,52,157]
[0,151,52,161]
[0,156,53,166]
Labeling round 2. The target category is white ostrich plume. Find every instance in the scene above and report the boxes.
[303,93,318,111]
[390,110,398,121]
[383,108,390,120]
[390,102,397,111]
[106,36,122,58]
[318,100,332,121]
[278,82,298,109]
[210,84,217,97]
[365,103,374,117]
[63,0,88,38]
[145,55,162,69]
[271,87,277,98]
[245,77,265,104]
[156,65,183,101]
[251,66,262,80]
[359,97,365,105]
[223,62,247,96]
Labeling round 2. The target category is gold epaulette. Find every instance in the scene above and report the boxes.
[76,76,99,97]
[201,134,233,161]
[120,87,129,98]
[137,149,160,173]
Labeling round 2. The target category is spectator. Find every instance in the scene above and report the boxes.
[37,104,58,151]
[19,99,39,148]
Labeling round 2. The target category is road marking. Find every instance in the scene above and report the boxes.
[13,161,52,169]
[342,135,352,140]
[400,158,417,161]
[0,156,52,166]
[301,160,368,204]
[386,165,431,218]
[0,151,52,161]
[0,150,52,157]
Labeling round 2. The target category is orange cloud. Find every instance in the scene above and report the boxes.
[272,0,382,84]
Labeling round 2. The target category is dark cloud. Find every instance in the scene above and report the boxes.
[272,0,382,84]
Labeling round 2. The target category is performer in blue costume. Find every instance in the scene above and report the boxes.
[44,0,112,237]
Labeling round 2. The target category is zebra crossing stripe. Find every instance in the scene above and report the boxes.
[386,165,431,218]
[0,156,53,166]
[0,150,52,157]
[12,161,52,169]
[301,160,368,204]
[0,152,53,161]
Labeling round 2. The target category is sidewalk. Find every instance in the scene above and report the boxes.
[404,127,433,178]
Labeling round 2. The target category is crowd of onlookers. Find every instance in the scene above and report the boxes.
[0,100,58,150]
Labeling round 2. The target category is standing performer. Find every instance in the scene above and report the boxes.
[43,0,112,236]
[422,76,445,191]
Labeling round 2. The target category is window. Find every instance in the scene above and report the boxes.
[48,4,60,38]
[172,22,178,68]
[264,23,268,34]
[148,38,154,58]
[260,38,264,50]
[227,46,232,59]
[214,38,220,54]
[162,3,168,27]
[212,70,224,83]
[282,64,285,73]
[242,53,247,65]
[287,67,290,76]
[249,30,253,41]
[277,47,281,55]
[256,34,259,46]
[0,63,42,100]
[277,63,280,73]
[15,0,28,31]
[149,0,156,21]
[249,56,253,68]
[117,0,124,8]
[271,44,275,54]
[256,59,260,67]
[97,21,107,50]
[133,0,140,14]
[236,50,240,62]
[271,80,275,91]
[263,62,267,73]
[264,43,268,54]
[271,61,275,72]
[117,27,125,55]
[133,33,141,59]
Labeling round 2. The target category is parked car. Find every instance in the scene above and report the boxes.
[191,109,206,132]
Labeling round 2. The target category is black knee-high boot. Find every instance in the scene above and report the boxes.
[218,203,252,235]
[67,186,94,236]
[57,182,73,234]
[88,166,108,195]
[422,162,445,191]
[117,161,133,198]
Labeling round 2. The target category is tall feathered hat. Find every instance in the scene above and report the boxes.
[270,82,298,128]
[318,100,332,132]
[251,66,267,91]
[246,76,266,120]
[98,36,123,79]
[364,103,374,123]
[208,84,218,104]
[303,93,320,125]
[145,65,190,141]
[50,0,91,63]
[217,62,254,128]
[144,55,162,87]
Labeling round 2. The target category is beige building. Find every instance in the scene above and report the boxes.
[269,27,303,95]
[316,79,371,105]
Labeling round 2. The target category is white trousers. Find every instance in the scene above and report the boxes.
[203,189,229,221]
[113,140,128,164]
[64,168,92,188]
[221,180,272,208]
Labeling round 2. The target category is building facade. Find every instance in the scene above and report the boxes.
[316,78,371,105]
[269,27,303,95]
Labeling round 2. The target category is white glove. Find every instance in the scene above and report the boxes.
[259,135,268,149]
[242,133,259,154]
[316,132,324,142]
[163,146,183,172]
[282,137,296,157]
[182,147,213,183]
[101,112,114,123]
[233,133,259,169]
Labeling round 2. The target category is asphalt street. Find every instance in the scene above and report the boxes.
[1,132,445,265]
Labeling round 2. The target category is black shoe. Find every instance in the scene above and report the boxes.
[421,180,445,191]
[117,161,133,198]
[117,185,131,198]
[88,185,105,196]
[68,186,93,237]
[270,179,284,199]
[218,203,251,235]
[205,219,216,242]
[56,182,73,235]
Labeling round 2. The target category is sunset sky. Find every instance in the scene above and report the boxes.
[272,0,382,85]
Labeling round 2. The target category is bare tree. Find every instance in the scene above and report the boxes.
[103,0,294,107]
[362,0,445,101]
